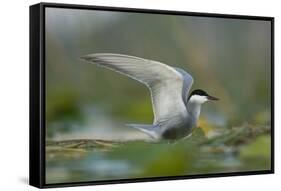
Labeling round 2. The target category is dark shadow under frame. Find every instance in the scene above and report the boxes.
[29,2,275,188]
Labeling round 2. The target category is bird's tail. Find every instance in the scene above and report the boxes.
[126,124,160,139]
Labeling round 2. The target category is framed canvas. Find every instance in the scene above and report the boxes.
[29,2,274,188]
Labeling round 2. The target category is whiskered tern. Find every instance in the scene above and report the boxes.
[80,53,219,140]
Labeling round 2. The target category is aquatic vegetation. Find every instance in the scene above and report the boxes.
[46,124,271,183]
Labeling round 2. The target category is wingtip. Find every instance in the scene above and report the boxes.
[79,53,107,62]
[79,55,92,62]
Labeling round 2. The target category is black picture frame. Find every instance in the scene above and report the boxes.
[29,2,274,188]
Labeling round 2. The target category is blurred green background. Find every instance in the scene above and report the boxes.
[44,7,272,184]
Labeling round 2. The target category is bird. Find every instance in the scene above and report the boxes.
[80,53,219,140]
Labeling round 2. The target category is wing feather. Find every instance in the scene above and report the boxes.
[80,53,193,124]
[173,67,194,105]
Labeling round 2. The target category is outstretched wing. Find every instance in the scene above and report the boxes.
[80,53,193,124]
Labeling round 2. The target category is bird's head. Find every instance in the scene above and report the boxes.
[188,89,219,104]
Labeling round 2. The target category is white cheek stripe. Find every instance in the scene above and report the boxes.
[189,95,208,103]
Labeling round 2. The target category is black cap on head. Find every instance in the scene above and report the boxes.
[189,89,209,97]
